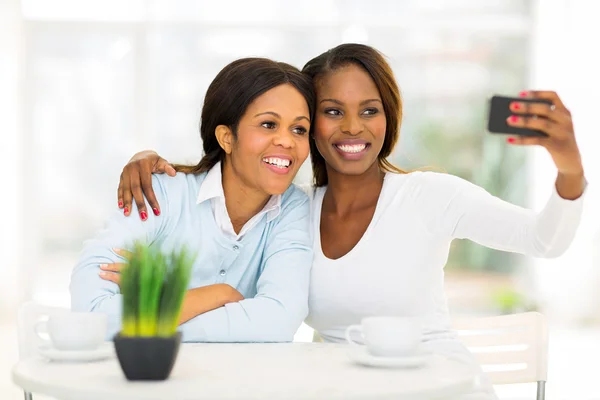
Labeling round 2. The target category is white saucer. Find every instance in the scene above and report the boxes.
[348,347,433,368]
[38,342,114,362]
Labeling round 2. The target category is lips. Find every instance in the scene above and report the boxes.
[332,139,371,159]
[262,155,293,175]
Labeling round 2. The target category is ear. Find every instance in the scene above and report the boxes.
[215,125,234,154]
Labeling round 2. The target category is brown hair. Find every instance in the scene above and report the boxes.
[302,43,406,187]
[174,58,315,174]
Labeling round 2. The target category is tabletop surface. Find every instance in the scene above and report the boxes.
[13,342,476,400]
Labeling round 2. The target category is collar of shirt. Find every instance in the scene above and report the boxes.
[196,162,282,239]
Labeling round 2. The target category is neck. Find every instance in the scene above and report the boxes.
[323,161,385,215]
[221,160,270,233]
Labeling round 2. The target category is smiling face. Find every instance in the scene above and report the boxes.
[223,83,311,195]
[313,64,387,178]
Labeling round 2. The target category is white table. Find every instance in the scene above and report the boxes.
[12,343,476,399]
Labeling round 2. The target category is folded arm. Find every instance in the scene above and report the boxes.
[70,176,169,338]
[179,195,312,342]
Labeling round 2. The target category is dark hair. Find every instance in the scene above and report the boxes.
[302,43,406,187]
[175,58,315,174]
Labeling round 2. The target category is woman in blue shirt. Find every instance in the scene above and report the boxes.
[70,58,316,342]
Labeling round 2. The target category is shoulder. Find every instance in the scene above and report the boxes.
[281,183,310,209]
[401,171,485,199]
[296,183,313,197]
[272,184,311,228]
[150,172,206,214]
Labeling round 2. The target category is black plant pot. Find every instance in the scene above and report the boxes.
[114,332,182,381]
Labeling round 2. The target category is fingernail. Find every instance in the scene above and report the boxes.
[508,115,519,123]
[140,211,148,221]
[153,208,160,216]
[507,137,516,143]
[99,271,108,277]
[118,201,123,208]
[112,248,120,254]
[99,264,107,269]
[124,207,129,215]
[519,91,528,98]
[510,102,521,110]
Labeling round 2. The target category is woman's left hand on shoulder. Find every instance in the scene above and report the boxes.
[506,91,584,176]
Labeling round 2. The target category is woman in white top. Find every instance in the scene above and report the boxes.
[109,44,586,398]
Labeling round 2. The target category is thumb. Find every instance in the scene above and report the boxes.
[165,163,177,177]
[152,158,172,175]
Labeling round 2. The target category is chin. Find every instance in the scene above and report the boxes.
[332,161,376,177]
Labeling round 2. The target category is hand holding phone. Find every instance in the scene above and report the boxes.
[485,90,584,198]
[487,95,553,137]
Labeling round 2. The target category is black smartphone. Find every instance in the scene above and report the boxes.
[487,95,552,137]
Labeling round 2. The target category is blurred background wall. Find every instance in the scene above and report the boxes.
[1,1,599,398]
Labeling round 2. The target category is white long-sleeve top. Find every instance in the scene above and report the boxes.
[304,171,585,398]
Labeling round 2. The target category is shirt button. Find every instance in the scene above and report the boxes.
[219,269,226,276]
[233,245,239,250]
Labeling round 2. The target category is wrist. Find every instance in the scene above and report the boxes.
[555,170,586,200]
[215,284,241,304]
[557,166,584,177]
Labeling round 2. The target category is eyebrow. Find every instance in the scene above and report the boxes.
[254,111,310,123]
[320,98,382,106]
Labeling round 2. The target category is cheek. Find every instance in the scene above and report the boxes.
[234,129,268,156]
[313,116,336,144]
[296,137,310,161]
[368,116,387,139]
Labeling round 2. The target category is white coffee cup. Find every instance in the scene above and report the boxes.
[34,312,107,351]
[345,316,422,357]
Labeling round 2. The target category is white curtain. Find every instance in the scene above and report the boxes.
[0,0,24,317]
[531,0,600,322]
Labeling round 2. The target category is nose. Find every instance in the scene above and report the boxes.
[272,129,295,149]
[341,114,364,136]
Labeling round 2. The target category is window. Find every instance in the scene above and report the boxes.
[21,0,533,304]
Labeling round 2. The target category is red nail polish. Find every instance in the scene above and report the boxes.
[140,211,148,220]
[118,201,123,208]
[511,102,521,110]
[519,91,528,97]
[153,208,160,216]
[509,115,519,123]
[124,207,129,215]
[507,137,516,143]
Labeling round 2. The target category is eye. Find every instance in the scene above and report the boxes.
[261,121,277,129]
[292,126,308,135]
[324,108,342,116]
[363,108,379,116]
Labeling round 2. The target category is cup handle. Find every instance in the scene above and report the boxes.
[345,324,363,346]
[34,320,51,343]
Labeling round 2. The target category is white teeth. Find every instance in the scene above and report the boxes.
[337,144,367,153]
[263,157,291,168]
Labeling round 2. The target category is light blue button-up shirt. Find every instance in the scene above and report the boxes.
[70,168,312,342]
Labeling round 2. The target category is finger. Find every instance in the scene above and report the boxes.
[508,101,570,125]
[153,157,171,174]
[99,263,126,273]
[506,136,545,146]
[121,173,133,217]
[506,115,558,137]
[139,164,161,217]
[99,271,121,286]
[128,166,149,221]
[519,90,568,113]
[529,90,567,111]
[117,174,124,209]
[165,163,177,177]
[113,248,133,259]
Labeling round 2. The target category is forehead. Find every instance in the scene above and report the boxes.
[316,64,380,100]
[244,84,309,115]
